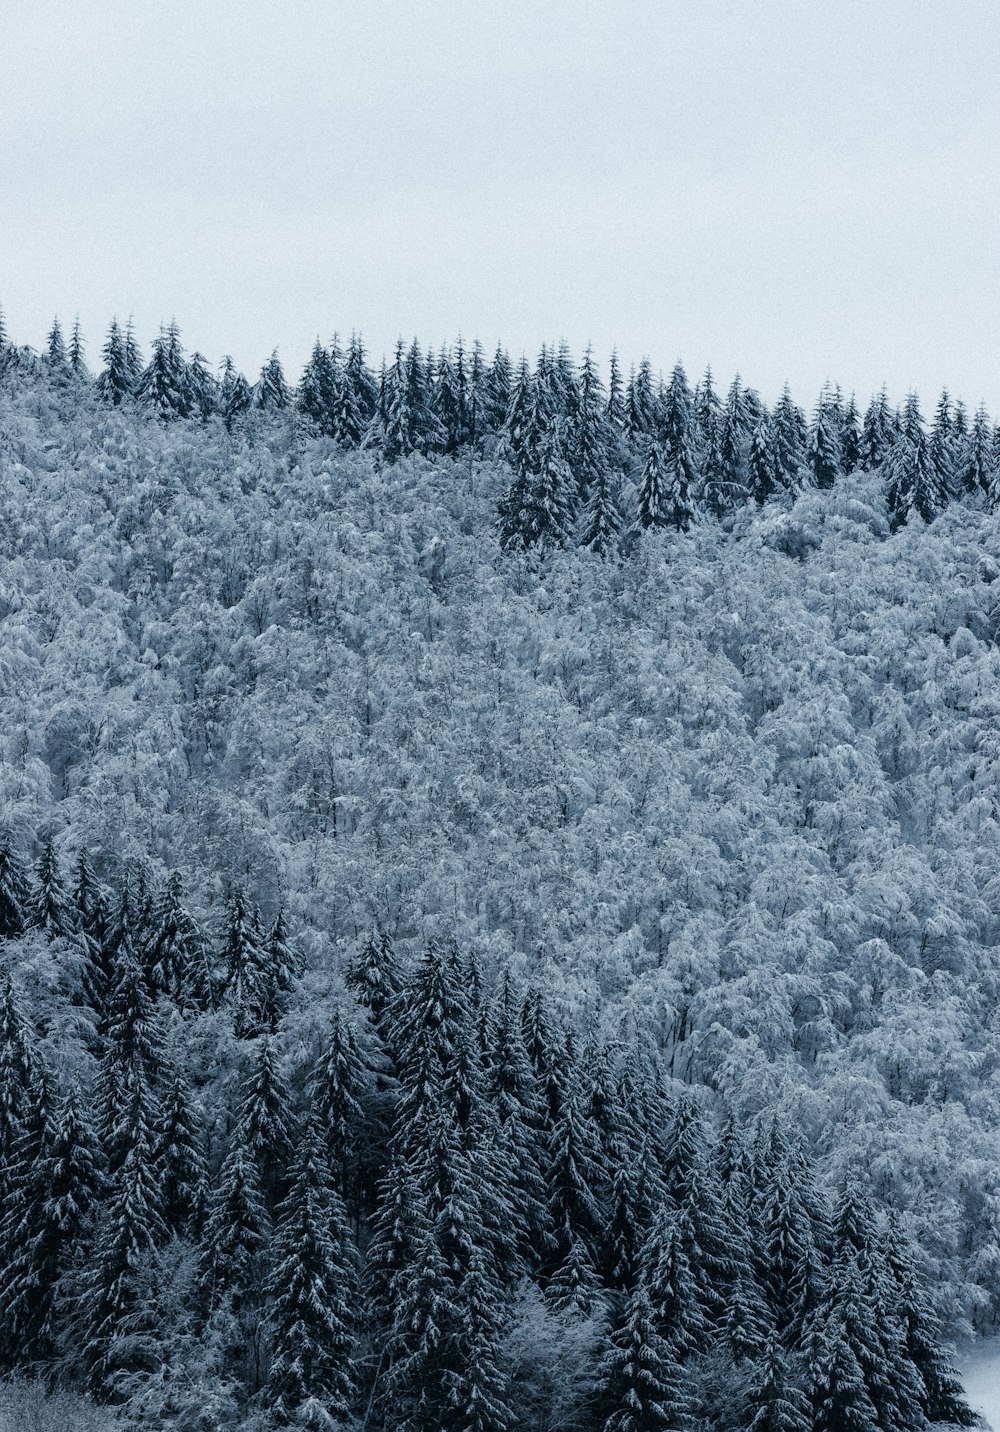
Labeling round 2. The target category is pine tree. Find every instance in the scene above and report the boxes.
[480,343,511,434]
[68,317,88,378]
[219,356,253,431]
[46,318,68,371]
[379,1110,511,1432]
[929,389,956,501]
[861,389,895,470]
[599,1280,688,1432]
[747,1335,810,1432]
[694,366,721,442]
[310,1009,369,1219]
[624,361,661,441]
[28,837,80,941]
[344,332,378,429]
[266,1128,358,1424]
[237,1035,294,1213]
[254,349,289,410]
[432,344,468,454]
[772,385,808,492]
[748,421,782,504]
[200,1122,270,1315]
[298,338,338,436]
[220,888,269,1038]
[123,317,143,389]
[0,978,36,1207]
[79,1100,167,1398]
[346,930,403,1037]
[662,367,699,531]
[186,351,216,420]
[840,394,862,472]
[807,393,843,489]
[484,971,551,1270]
[0,1087,104,1364]
[641,1202,709,1357]
[137,320,190,420]
[959,405,995,500]
[95,937,163,1173]
[637,441,667,530]
[887,396,945,529]
[145,871,213,1013]
[156,1068,208,1236]
[882,1214,976,1426]
[0,830,30,940]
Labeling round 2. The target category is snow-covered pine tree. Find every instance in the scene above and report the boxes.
[0,1087,104,1365]
[265,1126,358,1425]
[748,421,783,505]
[0,830,30,941]
[78,1094,167,1398]
[156,1067,208,1237]
[747,1334,811,1432]
[599,1279,688,1432]
[137,321,190,420]
[254,349,290,411]
[807,391,844,489]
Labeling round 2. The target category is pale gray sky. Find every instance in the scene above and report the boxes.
[3,0,999,411]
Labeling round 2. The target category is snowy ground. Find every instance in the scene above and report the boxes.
[962,1341,1000,1428]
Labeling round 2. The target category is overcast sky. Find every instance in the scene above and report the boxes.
[4,0,1000,411]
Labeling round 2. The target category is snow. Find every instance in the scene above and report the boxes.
[961,1340,1000,1429]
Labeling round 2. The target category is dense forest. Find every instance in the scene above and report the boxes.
[0,313,999,1429]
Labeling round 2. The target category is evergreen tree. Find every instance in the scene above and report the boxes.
[200,1122,270,1315]
[237,1036,294,1213]
[310,1009,369,1219]
[861,389,895,470]
[624,361,661,441]
[769,386,808,492]
[0,1087,104,1364]
[145,871,213,1013]
[46,318,67,371]
[748,421,782,504]
[266,1128,358,1425]
[186,351,216,420]
[254,349,289,410]
[641,1202,710,1357]
[887,396,946,529]
[298,338,338,436]
[747,1335,811,1432]
[67,317,88,377]
[0,977,35,1206]
[840,393,862,472]
[219,356,253,431]
[346,930,403,1036]
[28,837,79,941]
[0,830,29,940]
[79,1101,167,1398]
[345,331,378,428]
[95,937,163,1173]
[220,888,269,1038]
[807,392,844,489]
[637,441,667,530]
[483,344,513,433]
[156,1068,208,1237]
[882,1215,976,1426]
[137,320,190,420]
[959,404,995,500]
[694,365,721,441]
[929,389,956,500]
[599,1280,686,1432]
[123,317,143,389]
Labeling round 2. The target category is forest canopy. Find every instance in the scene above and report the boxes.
[0,313,997,1429]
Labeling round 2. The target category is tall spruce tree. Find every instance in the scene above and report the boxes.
[266,1127,358,1425]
